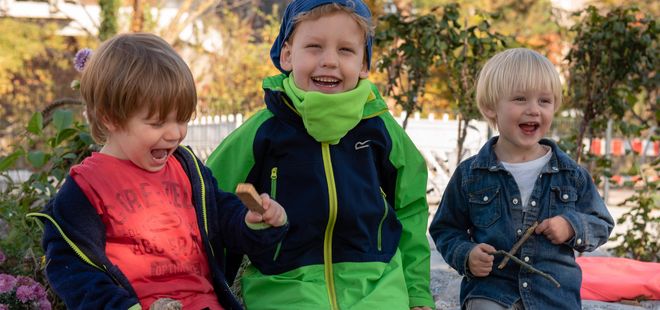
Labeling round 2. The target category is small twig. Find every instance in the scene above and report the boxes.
[491,250,561,288]
[498,221,539,269]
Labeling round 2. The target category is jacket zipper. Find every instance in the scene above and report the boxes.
[377,188,389,252]
[26,212,127,290]
[181,146,215,258]
[26,213,104,270]
[321,143,339,310]
[271,167,283,261]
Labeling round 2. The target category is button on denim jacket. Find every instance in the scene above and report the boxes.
[429,137,614,310]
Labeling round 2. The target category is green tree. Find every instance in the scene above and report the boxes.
[433,4,509,163]
[99,0,119,40]
[566,5,657,162]
[566,5,658,261]
[375,3,508,163]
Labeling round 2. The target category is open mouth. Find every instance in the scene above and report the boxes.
[150,148,172,161]
[311,76,341,89]
[519,122,540,134]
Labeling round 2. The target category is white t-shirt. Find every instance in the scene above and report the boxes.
[501,149,552,211]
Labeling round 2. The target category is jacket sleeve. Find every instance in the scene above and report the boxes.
[204,110,285,280]
[559,166,614,252]
[380,114,434,308]
[202,162,288,256]
[428,163,476,277]
[206,109,273,193]
[35,179,140,310]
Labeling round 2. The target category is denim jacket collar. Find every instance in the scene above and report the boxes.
[470,136,575,175]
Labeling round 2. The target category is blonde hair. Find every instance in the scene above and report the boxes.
[80,33,196,143]
[476,48,563,129]
[290,3,374,43]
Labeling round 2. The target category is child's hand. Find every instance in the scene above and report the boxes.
[468,243,496,277]
[245,194,287,227]
[535,216,575,244]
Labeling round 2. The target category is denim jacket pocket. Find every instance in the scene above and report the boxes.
[550,186,578,215]
[468,186,501,228]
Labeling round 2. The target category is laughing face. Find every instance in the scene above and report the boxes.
[101,107,187,172]
[279,11,369,94]
[484,89,555,161]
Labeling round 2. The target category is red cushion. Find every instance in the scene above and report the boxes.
[578,256,660,301]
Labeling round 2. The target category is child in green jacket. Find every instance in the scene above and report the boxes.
[206,1,434,309]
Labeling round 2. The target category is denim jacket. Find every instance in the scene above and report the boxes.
[429,137,614,309]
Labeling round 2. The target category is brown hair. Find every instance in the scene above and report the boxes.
[80,33,196,143]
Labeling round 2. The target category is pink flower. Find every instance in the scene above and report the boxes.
[15,285,32,303]
[0,274,16,293]
[0,274,51,308]
[38,299,52,310]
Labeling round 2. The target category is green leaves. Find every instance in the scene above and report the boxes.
[27,112,43,135]
[0,150,23,171]
[52,109,73,131]
[566,5,657,162]
[565,5,658,261]
[27,151,47,168]
[375,3,509,133]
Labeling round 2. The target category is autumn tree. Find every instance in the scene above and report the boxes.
[0,19,82,154]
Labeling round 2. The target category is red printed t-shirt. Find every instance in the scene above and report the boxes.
[70,152,223,310]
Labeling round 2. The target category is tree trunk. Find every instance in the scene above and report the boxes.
[130,0,144,32]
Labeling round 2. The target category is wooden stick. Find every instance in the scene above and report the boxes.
[491,250,561,288]
[235,183,265,214]
[498,221,539,269]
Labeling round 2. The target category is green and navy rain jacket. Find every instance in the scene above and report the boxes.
[207,75,434,309]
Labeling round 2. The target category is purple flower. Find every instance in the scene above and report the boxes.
[0,304,9,310]
[15,285,32,303]
[38,299,52,310]
[0,274,17,293]
[73,48,93,72]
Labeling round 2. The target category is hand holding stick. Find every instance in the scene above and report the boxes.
[236,183,265,214]
[490,250,560,288]
[498,221,539,269]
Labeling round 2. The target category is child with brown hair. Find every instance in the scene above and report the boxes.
[28,32,288,310]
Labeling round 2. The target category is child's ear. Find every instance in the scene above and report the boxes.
[101,116,119,132]
[359,60,369,79]
[279,42,293,71]
[483,106,497,119]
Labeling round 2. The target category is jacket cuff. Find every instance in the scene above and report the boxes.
[560,212,586,251]
[456,242,476,277]
[244,213,288,230]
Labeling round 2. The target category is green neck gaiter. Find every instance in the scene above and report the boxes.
[283,76,371,144]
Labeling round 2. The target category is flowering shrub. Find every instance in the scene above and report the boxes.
[0,273,51,309]
[0,47,94,309]
[0,248,50,309]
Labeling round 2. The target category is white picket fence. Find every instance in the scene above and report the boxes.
[183,112,490,204]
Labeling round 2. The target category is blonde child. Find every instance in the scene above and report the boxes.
[29,33,287,310]
[429,48,614,309]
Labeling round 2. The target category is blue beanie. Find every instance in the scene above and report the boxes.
[270,0,373,74]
